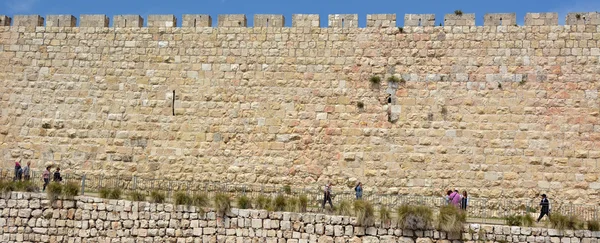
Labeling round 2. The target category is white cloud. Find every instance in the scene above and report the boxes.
[5,0,38,14]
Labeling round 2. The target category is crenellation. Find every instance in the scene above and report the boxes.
[13,15,44,27]
[0,15,11,26]
[80,14,109,27]
[404,14,435,26]
[292,14,320,27]
[181,14,212,27]
[254,14,285,27]
[484,13,516,26]
[444,13,475,26]
[366,14,396,28]
[525,12,558,26]
[328,14,358,28]
[113,15,143,27]
[147,15,177,27]
[218,14,247,27]
[45,15,77,27]
[566,12,600,25]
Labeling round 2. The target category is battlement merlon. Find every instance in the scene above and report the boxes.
[218,14,246,27]
[13,15,44,27]
[46,15,76,27]
[0,15,11,26]
[444,13,475,26]
[366,14,396,28]
[254,15,285,27]
[292,14,319,27]
[484,13,516,26]
[566,12,600,25]
[80,15,109,27]
[525,12,558,26]
[114,15,143,28]
[328,14,358,28]
[148,15,176,27]
[404,14,435,27]
[182,15,211,27]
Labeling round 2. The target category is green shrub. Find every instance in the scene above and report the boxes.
[214,193,231,216]
[396,205,433,230]
[99,188,111,199]
[255,195,271,210]
[150,190,166,203]
[379,206,392,225]
[505,214,533,226]
[387,75,404,84]
[62,182,80,199]
[108,188,122,199]
[370,76,381,84]
[336,200,352,216]
[174,191,192,206]
[237,195,252,209]
[454,10,463,16]
[437,205,467,233]
[0,180,15,194]
[521,214,534,227]
[46,182,62,202]
[129,191,146,201]
[282,185,292,194]
[354,200,375,226]
[273,194,287,211]
[550,213,583,230]
[192,193,209,207]
[587,220,600,231]
[13,181,39,192]
[286,197,299,212]
[298,194,308,213]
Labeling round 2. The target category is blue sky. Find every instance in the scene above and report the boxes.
[3,0,599,26]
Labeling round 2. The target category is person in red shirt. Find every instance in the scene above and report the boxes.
[14,160,22,181]
[42,167,51,191]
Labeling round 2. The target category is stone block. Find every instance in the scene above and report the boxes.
[113,15,143,27]
[524,12,558,26]
[218,14,246,27]
[254,14,285,27]
[366,14,396,28]
[404,14,435,26]
[566,12,600,25]
[484,13,517,26]
[0,15,12,26]
[13,15,44,27]
[292,14,320,27]
[182,14,212,27]
[328,14,358,28]
[147,15,177,27]
[444,13,475,26]
[45,15,76,27]
[80,15,109,27]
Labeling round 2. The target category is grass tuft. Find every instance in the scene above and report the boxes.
[587,220,600,231]
[354,200,375,226]
[379,206,392,225]
[370,76,381,84]
[46,182,62,203]
[437,205,467,233]
[396,205,433,230]
[128,191,146,201]
[214,193,231,216]
[273,194,287,211]
[298,195,308,213]
[108,188,122,199]
[62,182,80,199]
[454,10,463,16]
[99,188,111,199]
[550,213,583,230]
[174,191,192,206]
[150,190,166,203]
[336,200,352,216]
[237,195,252,209]
[286,197,299,212]
[255,195,272,210]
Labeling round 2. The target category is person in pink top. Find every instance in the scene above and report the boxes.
[42,166,51,192]
[449,189,462,207]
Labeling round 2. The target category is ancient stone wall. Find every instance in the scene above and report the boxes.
[1,192,600,242]
[1,12,600,203]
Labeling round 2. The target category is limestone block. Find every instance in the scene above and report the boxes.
[113,15,143,27]
[46,15,76,27]
[254,14,285,27]
[13,15,44,27]
[566,12,600,25]
[147,15,176,27]
[484,13,516,26]
[292,14,320,27]
[366,14,396,28]
[328,14,358,28]
[524,13,558,26]
[218,14,246,27]
[79,15,109,27]
[0,15,11,26]
[182,15,212,27]
[404,14,435,26]
[444,13,475,26]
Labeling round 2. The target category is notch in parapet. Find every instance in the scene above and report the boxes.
[367,14,396,28]
[254,14,284,27]
[218,14,246,27]
[0,15,11,26]
[13,15,44,27]
[46,15,76,27]
[148,15,177,27]
[182,15,212,27]
[444,12,475,26]
[113,15,143,27]
[525,12,558,26]
[566,12,600,25]
[80,15,109,27]
[404,14,435,27]
[484,13,516,26]
[328,14,358,28]
[292,14,320,27]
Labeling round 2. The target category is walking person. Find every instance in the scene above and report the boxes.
[460,191,469,210]
[322,182,333,209]
[355,182,363,200]
[42,166,51,191]
[53,167,62,182]
[449,189,462,207]
[23,162,31,181]
[14,160,22,181]
[537,194,551,222]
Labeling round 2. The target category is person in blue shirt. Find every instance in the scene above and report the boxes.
[355,182,363,199]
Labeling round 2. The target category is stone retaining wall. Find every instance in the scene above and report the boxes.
[1,192,600,242]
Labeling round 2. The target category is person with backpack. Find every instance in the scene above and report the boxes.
[53,167,63,182]
[537,194,551,222]
[322,182,333,209]
[355,182,363,199]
